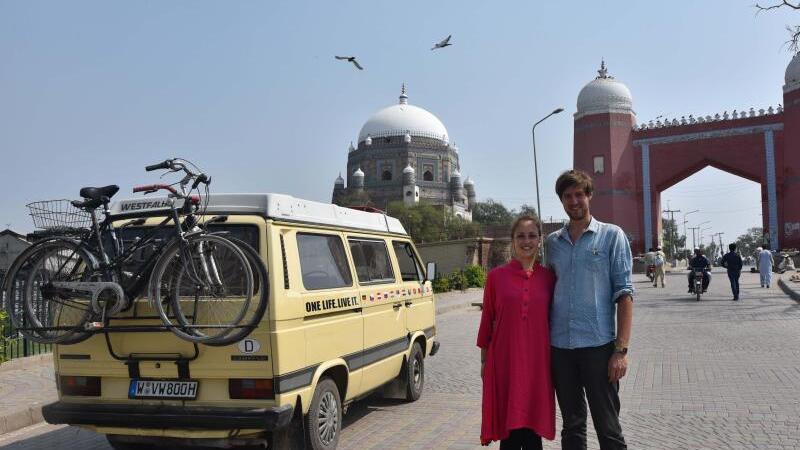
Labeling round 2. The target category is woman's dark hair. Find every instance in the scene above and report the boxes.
[555,169,594,199]
[510,214,542,239]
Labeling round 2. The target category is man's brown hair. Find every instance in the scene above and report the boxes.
[555,169,594,199]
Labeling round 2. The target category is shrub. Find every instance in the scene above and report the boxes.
[448,271,469,291]
[432,276,451,293]
[463,265,486,288]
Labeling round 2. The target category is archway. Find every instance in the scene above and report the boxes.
[659,166,762,260]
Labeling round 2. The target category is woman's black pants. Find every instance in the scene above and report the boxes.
[499,428,543,450]
[551,343,627,450]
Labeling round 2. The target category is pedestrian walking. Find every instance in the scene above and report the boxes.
[721,243,743,301]
[545,169,633,450]
[653,246,666,288]
[759,245,775,288]
[477,214,556,449]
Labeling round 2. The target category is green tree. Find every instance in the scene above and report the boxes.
[735,227,764,258]
[335,190,373,208]
[661,218,685,259]
[515,204,538,218]
[472,199,514,226]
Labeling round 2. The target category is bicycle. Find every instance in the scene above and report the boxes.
[2,159,267,346]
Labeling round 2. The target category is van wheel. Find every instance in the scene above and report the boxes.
[405,342,424,402]
[306,377,341,450]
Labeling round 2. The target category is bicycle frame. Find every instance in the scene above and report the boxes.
[79,197,203,312]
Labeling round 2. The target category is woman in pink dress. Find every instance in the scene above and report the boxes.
[477,214,556,449]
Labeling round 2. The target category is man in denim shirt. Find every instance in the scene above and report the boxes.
[545,170,633,450]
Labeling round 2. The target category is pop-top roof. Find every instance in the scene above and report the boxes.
[110,193,407,235]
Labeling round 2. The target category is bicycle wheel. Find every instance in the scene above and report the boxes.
[149,234,255,344]
[193,236,268,346]
[3,239,96,344]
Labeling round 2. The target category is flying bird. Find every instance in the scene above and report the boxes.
[335,55,363,70]
[431,35,452,50]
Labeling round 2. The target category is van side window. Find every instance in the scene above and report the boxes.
[297,233,353,290]
[349,239,395,284]
[392,241,423,282]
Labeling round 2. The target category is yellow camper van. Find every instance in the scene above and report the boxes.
[42,193,439,450]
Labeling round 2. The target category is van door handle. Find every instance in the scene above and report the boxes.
[393,303,402,310]
[404,301,413,307]
[354,307,362,313]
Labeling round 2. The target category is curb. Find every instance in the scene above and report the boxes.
[778,277,800,302]
[435,298,479,316]
[0,354,54,436]
[0,402,46,435]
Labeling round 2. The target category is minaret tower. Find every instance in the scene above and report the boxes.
[573,61,640,247]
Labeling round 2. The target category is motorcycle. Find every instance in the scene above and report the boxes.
[689,268,705,301]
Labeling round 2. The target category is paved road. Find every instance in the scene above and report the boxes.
[1,269,799,449]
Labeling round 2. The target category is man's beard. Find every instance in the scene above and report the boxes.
[567,207,587,221]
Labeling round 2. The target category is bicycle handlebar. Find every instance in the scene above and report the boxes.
[145,160,172,171]
[133,183,178,195]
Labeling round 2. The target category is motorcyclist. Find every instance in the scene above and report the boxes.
[687,247,711,293]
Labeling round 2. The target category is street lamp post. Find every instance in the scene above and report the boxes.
[682,209,700,255]
[700,227,713,246]
[532,108,565,223]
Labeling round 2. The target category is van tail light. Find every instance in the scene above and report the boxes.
[60,376,101,396]
[229,378,274,399]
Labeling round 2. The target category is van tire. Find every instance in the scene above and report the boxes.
[405,342,425,402]
[306,377,342,450]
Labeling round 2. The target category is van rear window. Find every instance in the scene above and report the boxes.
[297,233,353,290]
[116,224,259,274]
[349,239,395,284]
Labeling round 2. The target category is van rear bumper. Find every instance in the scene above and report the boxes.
[42,401,294,431]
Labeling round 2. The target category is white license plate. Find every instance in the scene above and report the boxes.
[129,379,199,400]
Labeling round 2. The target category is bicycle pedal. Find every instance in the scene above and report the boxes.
[85,322,105,331]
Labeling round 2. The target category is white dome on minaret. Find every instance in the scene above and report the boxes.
[576,61,634,119]
[785,52,800,92]
[357,84,450,145]
[403,164,415,174]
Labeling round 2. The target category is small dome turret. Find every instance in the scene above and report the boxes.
[402,164,416,185]
[335,173,344,186]
[364,135,372,146]
[576,60,634,119]
[352,167,365,189]
[404,132,412,144]
[785,52,800,92]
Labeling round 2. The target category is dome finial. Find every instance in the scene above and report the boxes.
[597,59,610,79]
[399,83,408,105]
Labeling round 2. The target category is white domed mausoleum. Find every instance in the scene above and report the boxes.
[332,85,476,219]
[573,59,800,253]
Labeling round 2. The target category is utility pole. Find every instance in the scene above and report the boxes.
[663,208,681,260]
[714,232,725,258]
[688,226,700,249]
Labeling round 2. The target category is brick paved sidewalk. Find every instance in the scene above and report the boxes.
[0,354,56,435]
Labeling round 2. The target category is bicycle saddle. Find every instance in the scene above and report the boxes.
[79,185,119,202]
[72,185,120,210]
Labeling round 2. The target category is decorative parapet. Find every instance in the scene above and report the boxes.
[633,105,783,131]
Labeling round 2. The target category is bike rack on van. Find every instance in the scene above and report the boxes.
[100,315,200,380]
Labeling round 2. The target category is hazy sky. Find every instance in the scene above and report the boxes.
[0,1,794,247]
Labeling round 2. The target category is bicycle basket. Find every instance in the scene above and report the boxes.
[26,199,93,231]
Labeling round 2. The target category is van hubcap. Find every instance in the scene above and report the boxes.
[318,391,338,445]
